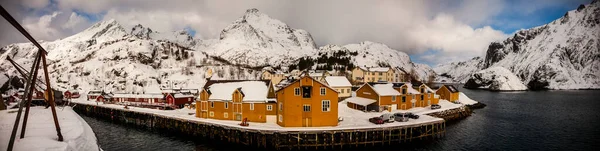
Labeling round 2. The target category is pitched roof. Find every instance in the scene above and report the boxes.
[370,83,401,96]
[112,93,164,99]
[203,80,271,89]
[325,76,352,87]
[275,76,338,93]
[444,85,459,93]
[205,81,270,102]
[404,83,421,94]
[346,97,377,106]
[368,67,390,72]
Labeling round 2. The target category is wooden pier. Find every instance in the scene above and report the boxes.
[72,103,448,150]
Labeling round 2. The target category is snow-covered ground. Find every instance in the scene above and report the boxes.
[0,106,99,151]
[458,92,478,105]
[70,95,471,131]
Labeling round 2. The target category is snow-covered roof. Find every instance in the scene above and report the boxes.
[370,83,401,96]
[325,76,352,87]
[112,93,164,99]
[207,81,269,102]
[173,94,195,98]
[368,67,390,72]
[405,83,421,94]
[346,97,377,106]
[309,73,324,77]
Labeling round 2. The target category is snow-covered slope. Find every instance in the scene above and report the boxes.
[435,1,600,90]
[434,57,484,83]
[0,20,261,93]
[201,8,317,67]
[312,42,436,82]
[464,67,528,91]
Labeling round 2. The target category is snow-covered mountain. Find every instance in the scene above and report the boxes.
[200,8,318,68]
[0,8,441,93]
[464,67,528,91]
[435,1,600,90]
[434,57,484,83]
[0,19,261,93]
[304,42,436,82]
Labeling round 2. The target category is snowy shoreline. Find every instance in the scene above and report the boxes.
[0,107,100,151]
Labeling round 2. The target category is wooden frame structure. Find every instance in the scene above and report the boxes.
[1,5,64,151]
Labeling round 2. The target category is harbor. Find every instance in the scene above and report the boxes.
[71,98,460,150]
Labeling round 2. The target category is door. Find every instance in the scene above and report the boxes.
[235,114,242,121]
[391,104,397,111]
[303,118,312,127]
[202,112,207,118]
[266,115,276,124]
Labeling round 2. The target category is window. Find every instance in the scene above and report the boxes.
[278,114,283,122]
[250,103,254,110]
[267,105,273,111]
[412,102,415,107]
[379,72,382,76]
[209,111,214,117]
[347,88,351,93]
[402,88,406,94]
[320,87,326,96]
[303,104,311,112]
[210,102,214,108]
[322,100,331,112]
[302,86,312,98]
[421,88,424,93]
[420,95,424,100]
[392,96,396,102]
[294,87,300,96]
[402,96,406,103]
[224,113,228,118]
[279,103,283,111]
[429,94,432,98]
[225,102,229,109]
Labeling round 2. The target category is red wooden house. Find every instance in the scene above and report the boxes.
[87,90,103,101]
[165,93,195,108]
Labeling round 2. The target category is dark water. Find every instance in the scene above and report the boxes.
[81,88,600,151]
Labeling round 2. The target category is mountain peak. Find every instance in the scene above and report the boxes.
[130,24,155,39]
[63,18,127,42]
[246,8,260,14]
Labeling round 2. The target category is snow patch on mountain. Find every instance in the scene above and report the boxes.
[435,1,600,90]
[434,57,484,83]
[201,8,317,67]
[464,67,528,91]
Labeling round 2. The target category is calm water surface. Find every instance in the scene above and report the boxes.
[81,88,600,150]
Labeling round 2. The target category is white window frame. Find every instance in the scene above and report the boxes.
[209,111,214,117]
[210,101,214,108]
[267,105,273,111]
[225,102,229,109]
[224,112,228,118]
[322,100,331,112]
[392,96,396,102]
[278,114,283,122]
[250,103,254,110]
[320,87,326,96]
[294,87,301,96]
[303,104,311,112]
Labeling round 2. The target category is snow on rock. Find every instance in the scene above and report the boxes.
[0,107,99,151]
[202,8,317,67]
[434,57,484,83]
[0,19,261,94]
[464,67,528,91]
[435,1,600,90]
[314,42,436,82]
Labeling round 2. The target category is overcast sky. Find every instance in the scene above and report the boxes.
[0,0,590,66]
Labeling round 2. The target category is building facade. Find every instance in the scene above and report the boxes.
[436,85,459,102]
[324,76,352,98]
[275,76,339,127]
[196,80,277,123]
